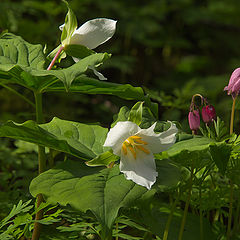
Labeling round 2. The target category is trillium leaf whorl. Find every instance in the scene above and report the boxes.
[103,121,178,189]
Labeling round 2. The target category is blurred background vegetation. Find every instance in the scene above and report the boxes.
[1,0,240,132]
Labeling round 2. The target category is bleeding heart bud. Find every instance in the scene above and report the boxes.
[202,105,216,123]
[188,110,200,131]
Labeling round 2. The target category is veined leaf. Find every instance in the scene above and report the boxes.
[0,33,110,91]
[43,76,145,100]
[30,161,149,238]
[0,117,108,160]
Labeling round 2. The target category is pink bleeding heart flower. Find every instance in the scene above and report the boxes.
[202,105,216,123]
[224,68,240,99]
[188,110,200,131]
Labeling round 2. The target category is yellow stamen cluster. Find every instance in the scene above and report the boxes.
[122,135,150,159]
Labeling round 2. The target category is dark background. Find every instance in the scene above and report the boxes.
[1,0,240,132]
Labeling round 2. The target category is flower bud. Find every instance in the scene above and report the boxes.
[202,105,216,123]
[224,68,240,99]
[188,110,200,131]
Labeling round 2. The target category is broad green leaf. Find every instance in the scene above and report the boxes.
[155,160,182,191]
[0,33,45,72]
[43,76,145,100]
[30,161,149,238]
[0,33,111,91]
[31,52,111,90]
[0,118,108,160]
[128,101,144,126]
[209,142,232,175]
[165,137,216,168]
[86,151,119,166]
[64,44,95,59]
[61,0,78,46]
[167,137,215,156]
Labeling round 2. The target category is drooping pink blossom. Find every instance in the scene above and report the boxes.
[224,68,240,99]
[188,110,200,131]
[202,105,216,123]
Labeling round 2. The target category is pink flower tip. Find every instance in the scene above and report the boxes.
[188,110,200,131]
[224,68,240,99]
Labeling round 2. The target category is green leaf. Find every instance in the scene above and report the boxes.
[29,161,149,238]
[126,202,215,240]
[155,160,182,191]
[0,33,45,72]
[167,137,215,156]
[86,151,119,166]
[33,52,111,90]
[128,101,144,126]
[209,142,232,175]
[112,106,129,127]
[0,200,32,230]
[61,0,78,46]
[43,76,145,100]
[0,33,111,91]
[64,44,95,59]
[166,137,216,168]
[0,117,108,160]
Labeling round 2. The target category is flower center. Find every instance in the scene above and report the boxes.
[122,135,150,159]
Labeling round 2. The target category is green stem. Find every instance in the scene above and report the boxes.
[230,98,236,135]
[31,92,46,240]
[0,82,35,108]
[199,188,204,240]
[48,149,55,168]
[31,45,62,240]
[163,190,180,240]
[178,167,194,240]
[227,180,234,240]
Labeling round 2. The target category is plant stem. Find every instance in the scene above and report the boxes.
[178,167,194,240]
[199,187,204,240]
[227,180,234,240]
[31,45,62,240]
[163,190,180,240]
[47,46,64,70]
[230,98,236,135]
[31,93,46,240]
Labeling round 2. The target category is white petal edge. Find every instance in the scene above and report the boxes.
[70,18,117,49]
[59,23,65,31]
[103,121,140,156]
[120,150,157,189]
[137,121,178,153]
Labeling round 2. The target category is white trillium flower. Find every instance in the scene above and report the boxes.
[103,121,178,189]
[59,18,117,80]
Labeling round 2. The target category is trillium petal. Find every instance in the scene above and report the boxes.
[103,121,140,156]
[120,149,157,189]
[70,18,117,49]
[137,122,177,153]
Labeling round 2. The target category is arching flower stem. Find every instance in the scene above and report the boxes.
[47,45,64,70]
